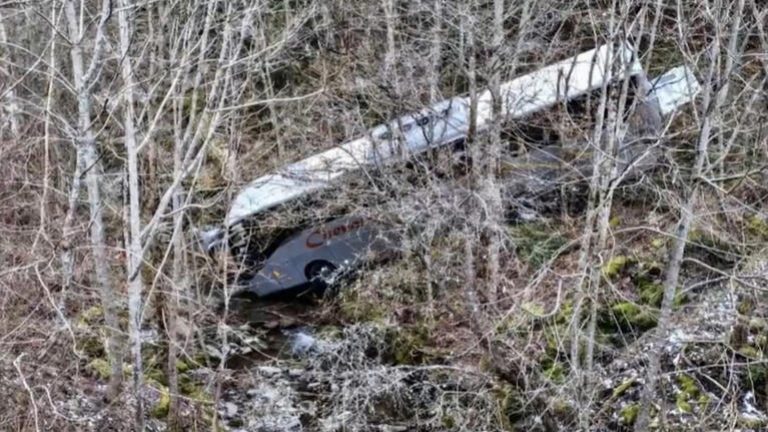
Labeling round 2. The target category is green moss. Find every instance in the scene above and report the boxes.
[77,305,103,326]
[317,325,343,340]
[687,228,704,242]
[697,393,710,408]
[493,383,523,428]
[542,360,566,383]
[738,414,768,429]
[151,386,171,418]
[675,374,701,414]
[755,334,768,350]
[609,216,621,228]
[745,363,768,388]
[738,298,755,315]
[674,291,689,307]
[746,214,768,240]
[79,335,105,358]
[676,394,693,413]
[87,358,111,380]
[610,302,658,331]
[678,374,699,397]
[555,300,574,325]
[543,327,564,358]
[638,281,663,307]
[522,302,546,317]
[385,325,430,365]
[146,367,167,386]
[338,289,388,323]
[651,238,666,249]
[176,360,190,373]
[749,317,768,332]
[602,256,631,279]
[180,375,213,403]
[551,398,573,417]
[620,404,640,425]
[509,223,567,269]
[612,378,636,398]
[739,345,761,359]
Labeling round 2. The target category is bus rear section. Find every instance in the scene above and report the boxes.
[242,215,397,298]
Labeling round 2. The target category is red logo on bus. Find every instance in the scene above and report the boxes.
[306,218,365,248]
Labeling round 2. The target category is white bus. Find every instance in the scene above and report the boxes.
[206,45,701,298]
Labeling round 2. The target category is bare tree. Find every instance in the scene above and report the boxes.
[635,0,745,428]
[63,0,124,400]
[0,9,20,137]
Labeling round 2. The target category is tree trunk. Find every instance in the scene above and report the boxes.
[63,0,123,402]
[634,20,723,432]
[116,0,146,427]
[0,10,20,137]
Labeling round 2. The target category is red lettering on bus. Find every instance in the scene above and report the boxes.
[305,218,366,249]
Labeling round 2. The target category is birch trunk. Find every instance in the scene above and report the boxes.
[634,24,723,432]
[569,33,618,427]
[483,0,506,305]
[116,0,146,427]
[384,0,397,76]
[63,0,123,401]
[428,0,442,103]
[0,11,20,137]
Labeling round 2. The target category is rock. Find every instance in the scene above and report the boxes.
[286,329,320,356]
[223,402,238,418]
[749,317,767,332]
[257,366,282,377]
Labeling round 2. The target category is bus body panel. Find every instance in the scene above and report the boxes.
[244,216,391,297]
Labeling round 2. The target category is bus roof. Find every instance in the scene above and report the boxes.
[227,42,643,226]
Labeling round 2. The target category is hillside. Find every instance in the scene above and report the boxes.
[1,1,767,431]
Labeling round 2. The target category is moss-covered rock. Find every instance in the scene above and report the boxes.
[619,403,640,425]
[612,377,636,399]
[638,281,663,307]
[151,385,171,418]
[180,375,213,403]
[175,360,190,373]
[609,302,659,331]
[602,256,632,279]
[675,374,702,414]
[739,345,761,359]
[749,317,768,332]
[87,358,111,380]
[738,413,768,429]
[651,237,667,249]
